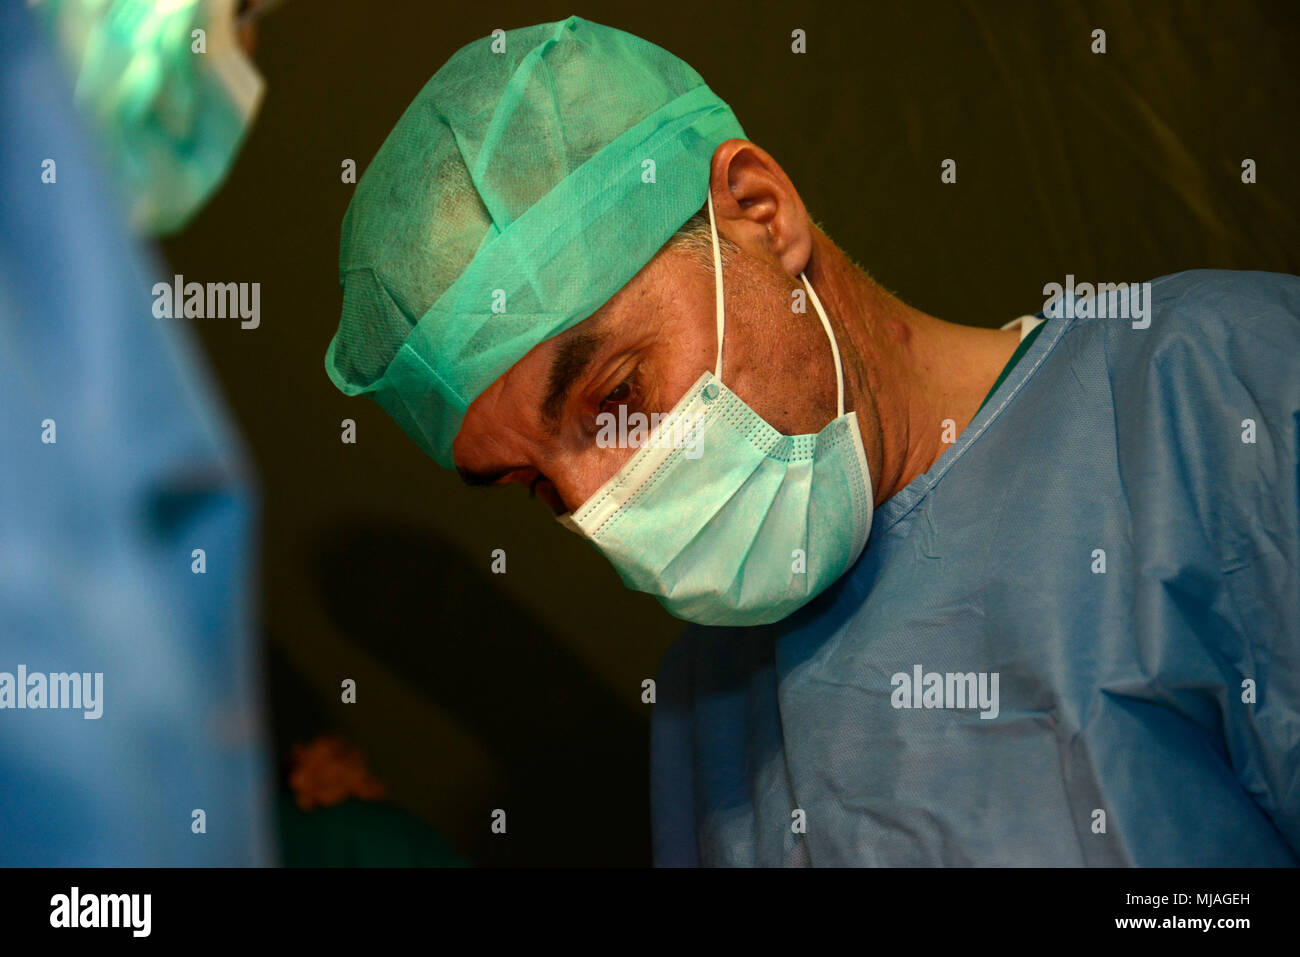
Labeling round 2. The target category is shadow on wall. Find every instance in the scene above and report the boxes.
[282,516,652,866]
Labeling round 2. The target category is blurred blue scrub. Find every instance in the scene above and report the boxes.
[653,269,1300,866]
[0,2,272,865]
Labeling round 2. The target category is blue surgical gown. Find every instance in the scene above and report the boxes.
[0,2,273,865]
[651,269,1300,866]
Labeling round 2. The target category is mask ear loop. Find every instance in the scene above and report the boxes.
[800,272,846,417]
[706,189,846,417]
[707,190,726,379]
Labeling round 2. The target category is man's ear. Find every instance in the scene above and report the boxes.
[709,139,812,277]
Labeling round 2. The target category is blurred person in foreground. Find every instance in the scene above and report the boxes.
[0,0,274,865]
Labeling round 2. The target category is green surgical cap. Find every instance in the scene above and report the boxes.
[325,15,746,469]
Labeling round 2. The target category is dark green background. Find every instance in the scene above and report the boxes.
[161,0,1299,865]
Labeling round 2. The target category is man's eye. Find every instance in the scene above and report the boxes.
[601,379,632,409]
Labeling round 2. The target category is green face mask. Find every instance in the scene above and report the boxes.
[34,0,265,235]
[557,193,875,626]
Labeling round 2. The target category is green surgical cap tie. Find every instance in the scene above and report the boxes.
[325,15,746,468]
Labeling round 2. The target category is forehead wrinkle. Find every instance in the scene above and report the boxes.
[541,321,609,434]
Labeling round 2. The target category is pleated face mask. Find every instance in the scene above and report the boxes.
[558,192,874,626]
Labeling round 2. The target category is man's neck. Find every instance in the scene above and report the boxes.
[813,238,1022,506]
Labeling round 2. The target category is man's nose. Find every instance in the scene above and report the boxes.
[544,446,637,515]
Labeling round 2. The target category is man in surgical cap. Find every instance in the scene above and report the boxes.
[327,16,1300,866]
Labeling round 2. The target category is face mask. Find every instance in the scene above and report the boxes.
[557,191,874,626]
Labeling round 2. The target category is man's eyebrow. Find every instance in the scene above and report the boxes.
[541,325,608,433]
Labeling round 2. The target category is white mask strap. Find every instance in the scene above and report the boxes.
[800,271,846,417]
[705,190,846,417]
[707,190,727,379]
